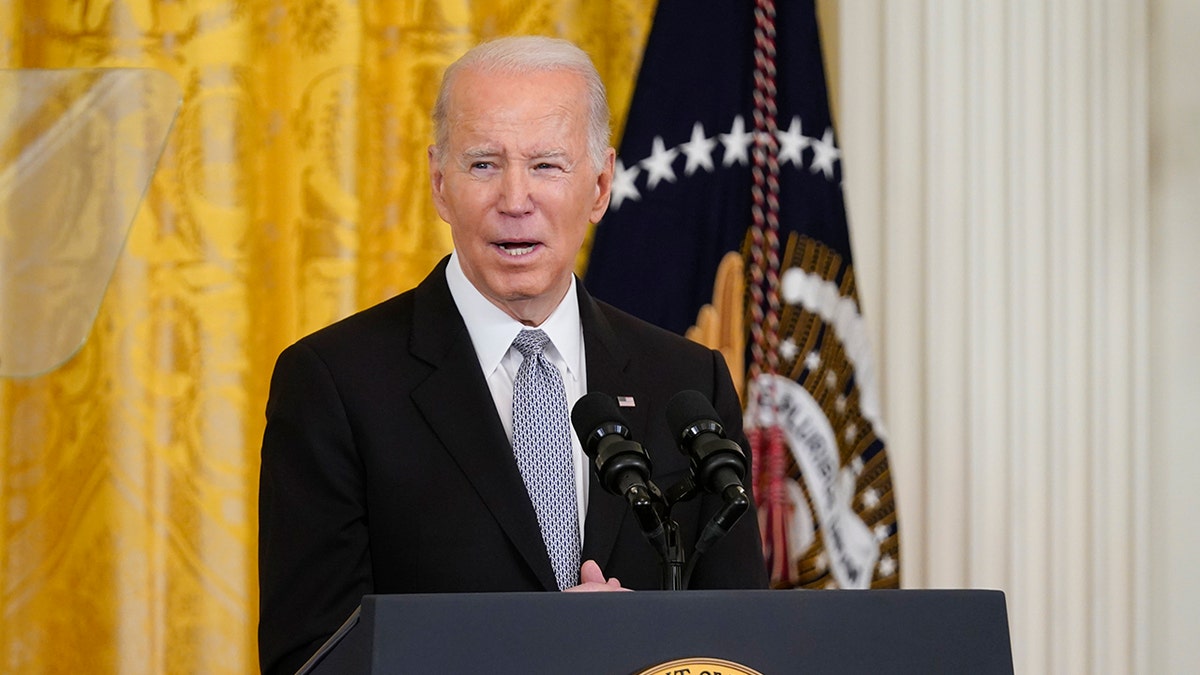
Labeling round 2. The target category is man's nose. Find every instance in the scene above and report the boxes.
[497,168,534,215]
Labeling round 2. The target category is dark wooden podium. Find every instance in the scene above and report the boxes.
[301,589,1013,674]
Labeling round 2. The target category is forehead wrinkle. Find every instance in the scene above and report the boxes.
[452,99,582,142]
[452,102,574,134]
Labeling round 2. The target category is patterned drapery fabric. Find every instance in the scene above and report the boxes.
[0,2,652,672]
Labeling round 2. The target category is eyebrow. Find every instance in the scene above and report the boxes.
[461,147,500,161]
[459,147,572,162]
[529,148,569,160]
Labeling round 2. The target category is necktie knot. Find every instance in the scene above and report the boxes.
[512,329,550,360]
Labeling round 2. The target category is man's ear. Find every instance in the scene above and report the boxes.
[589,147,616,223]
[428,145,449,220]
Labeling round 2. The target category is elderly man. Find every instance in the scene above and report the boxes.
[258,35,767,675]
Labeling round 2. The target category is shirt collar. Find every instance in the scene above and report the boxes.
[445,251,583,379]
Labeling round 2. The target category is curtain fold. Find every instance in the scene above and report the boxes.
[0,2,653,672]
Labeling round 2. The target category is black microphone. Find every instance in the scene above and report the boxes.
[665,390,749,498]
[666,390,751,584]
[570,392,661,534]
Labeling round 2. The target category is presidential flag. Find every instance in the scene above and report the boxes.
[586,0,899,589]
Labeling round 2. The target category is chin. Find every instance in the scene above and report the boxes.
[489,271,553,295]
[497,286,551,303]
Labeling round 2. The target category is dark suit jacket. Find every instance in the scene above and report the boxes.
[258,258,767,674]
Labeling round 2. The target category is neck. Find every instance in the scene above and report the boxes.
[491,287,570,327]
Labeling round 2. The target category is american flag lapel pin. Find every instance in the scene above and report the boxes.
[616,396,636,408]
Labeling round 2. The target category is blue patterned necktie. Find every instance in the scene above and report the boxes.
[510,328,580,590]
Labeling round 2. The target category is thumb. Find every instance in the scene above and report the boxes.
[579,560,606,585]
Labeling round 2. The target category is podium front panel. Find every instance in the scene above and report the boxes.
[308,589,1013,674]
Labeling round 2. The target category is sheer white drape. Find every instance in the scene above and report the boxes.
[832,2,1176,673]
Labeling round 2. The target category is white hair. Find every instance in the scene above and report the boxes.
[431,36,611,172]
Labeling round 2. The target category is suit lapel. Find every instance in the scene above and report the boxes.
[577,286,642,569]
[408,260,560,591]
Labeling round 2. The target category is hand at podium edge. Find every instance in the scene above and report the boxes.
[565,560,631,592]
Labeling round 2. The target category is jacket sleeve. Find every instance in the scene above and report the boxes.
[258,341,374,675]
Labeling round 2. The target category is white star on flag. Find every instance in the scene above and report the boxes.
[850,456,864,475]
[680,122,717,176]
[776,115,810,166]
[810,126,841,179]
[610,159,641,210]
[640,135,679,189]
[861,487,880,509]
[719,115,752,167]
[804,350,821,371]
[844,423,859,443]
[778,338,800,362]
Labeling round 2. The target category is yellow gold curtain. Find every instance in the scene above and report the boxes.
[0,1,654,672]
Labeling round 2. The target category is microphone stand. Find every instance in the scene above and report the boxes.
[612,474,749,590]
[624,482,686,591]
[608,454,749,591]
[661,520,684,591]
[641,477,706,591]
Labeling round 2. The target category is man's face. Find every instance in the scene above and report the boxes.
[429,66,614,325]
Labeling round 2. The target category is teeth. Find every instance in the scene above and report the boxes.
[500,243,537,256]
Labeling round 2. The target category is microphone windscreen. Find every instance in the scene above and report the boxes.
[570,391,628,440]
[665,389,721,436]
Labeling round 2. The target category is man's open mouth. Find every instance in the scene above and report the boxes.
[498,242,539,256]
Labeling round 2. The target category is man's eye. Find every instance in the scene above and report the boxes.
[471,161,493,170]
[535,162,561,171]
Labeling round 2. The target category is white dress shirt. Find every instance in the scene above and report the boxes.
[444,251,590,545]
